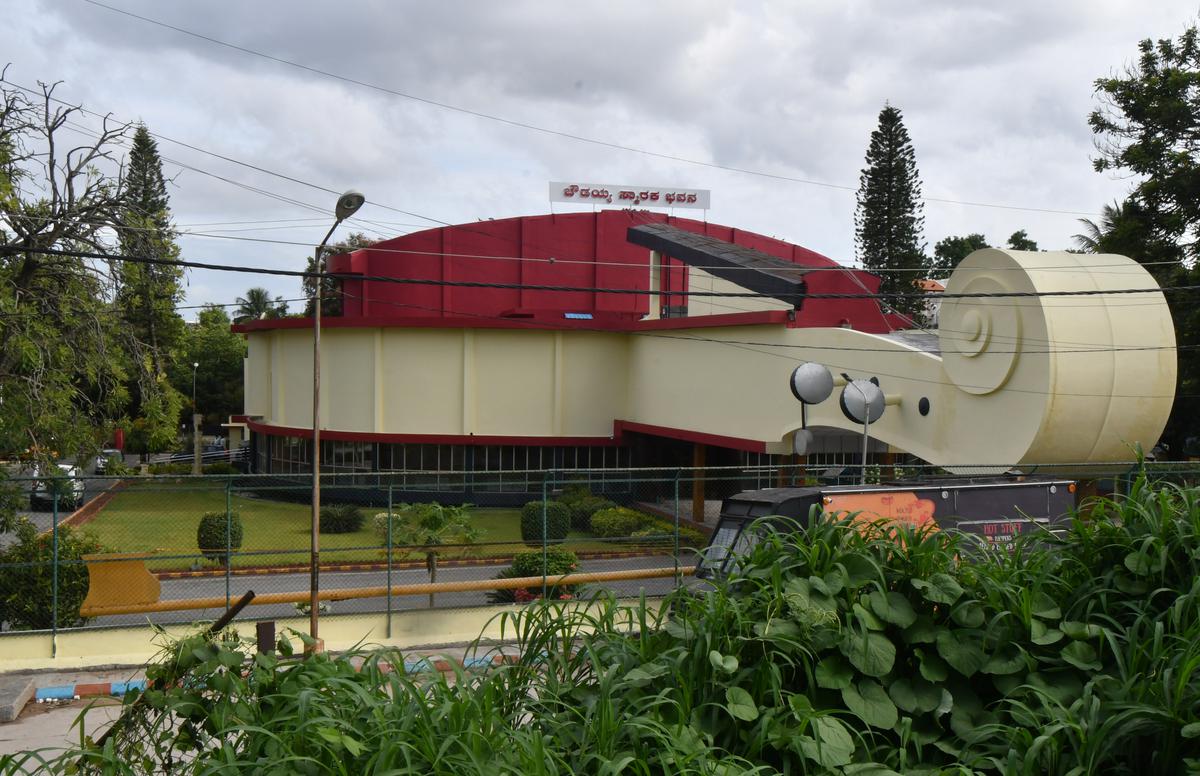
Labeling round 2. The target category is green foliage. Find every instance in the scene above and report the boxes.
[201,462,238,475]
[373,502,475,545]
[1006,229,1038,251]
[115,125,187,456]
[195,510,243,563]
[566,495,616,531]
[233,287,288,323]
[168,306,247,435]
[0,81,131,472]
[854,103,927,321]
[1091,24,1200,258]
[147,462,191,475]
[931,232,989,277]
[630,519,709,548]
[488,548,580,604]
[0,518,104,629]
[589,506,651,537]
[319,503,364,534]
[18,476,1200,775]
[520,500,570,544]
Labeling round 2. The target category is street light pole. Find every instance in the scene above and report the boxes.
[310,190,365,646]
[191,361,201,476]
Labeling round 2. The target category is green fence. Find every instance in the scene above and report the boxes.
[0,460,1194,642]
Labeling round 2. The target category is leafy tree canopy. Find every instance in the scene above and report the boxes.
[1090,23,1200,258]
[234,287,289,323]
[168,305,247,435]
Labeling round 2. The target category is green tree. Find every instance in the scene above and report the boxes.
[931,233,989,277]
[234,287,288,323]
[304,232,376,317]
[855,104,927,321]
[1006,230,1038,251]
[169,305,247,434]
[1073,201,1127,254]
[1090,23,1200,257]
[387,503,480,607]
[0,80,132,474]
[115,125,186,457]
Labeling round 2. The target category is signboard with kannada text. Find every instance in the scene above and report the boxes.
[549,182,710,210]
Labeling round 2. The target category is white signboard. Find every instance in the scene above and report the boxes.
[550,182,711,210]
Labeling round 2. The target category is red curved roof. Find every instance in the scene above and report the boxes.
[322,210,897,333]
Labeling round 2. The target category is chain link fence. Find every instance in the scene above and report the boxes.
[0,460,1194,641]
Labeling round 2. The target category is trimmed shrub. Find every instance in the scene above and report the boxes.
[520,501,570,544]
[196,510,244,564]
[589,506,650,538]
[0,518,105,629]
[148,463,191,475]
[556,483,593,506]
[629,519,710,548]
[567,495,616,532]
[202,462,238,475]
[320,503,364,534]
[488,548,579,604]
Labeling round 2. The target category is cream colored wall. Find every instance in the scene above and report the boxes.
[0,601,666,671]
[683,267,793,316]
[241,250,1175,469]
[252,327,628,439]
[243,335,271,417]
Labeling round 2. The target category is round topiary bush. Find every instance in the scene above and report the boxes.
[520,500,570,544]
[320,503,364,534]
[196,510,243,564]
[487,548,579,604]
[589,506,650,539]
[568,495,616,532]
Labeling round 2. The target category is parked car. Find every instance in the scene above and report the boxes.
[94,448,123,474]
[29,464,86,511]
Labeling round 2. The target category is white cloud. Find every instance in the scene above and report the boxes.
[4,0,1198,307]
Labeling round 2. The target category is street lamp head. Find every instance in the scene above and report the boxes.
[335,190,365,221]
[193,362,199,369]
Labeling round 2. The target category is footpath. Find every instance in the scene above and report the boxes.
[0,644,515,764]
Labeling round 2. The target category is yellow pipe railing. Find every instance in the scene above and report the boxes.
[80,566,696,618]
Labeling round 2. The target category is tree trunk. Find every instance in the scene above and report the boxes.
[426,552,437,608]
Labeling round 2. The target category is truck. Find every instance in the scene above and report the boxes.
[696,477,1076,578]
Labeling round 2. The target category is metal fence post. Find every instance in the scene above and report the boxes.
[225,478,233,608]
[672,470,681,584]
[51,492,59,658]
[542,471,551,600]
[386,483,393,638]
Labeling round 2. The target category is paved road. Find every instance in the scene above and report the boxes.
[1,469,106,550]
[89,553,698,628]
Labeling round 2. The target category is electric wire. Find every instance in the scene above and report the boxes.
[80,0,1102,218]
[7,245,1190,301]
[331,287,1189,400]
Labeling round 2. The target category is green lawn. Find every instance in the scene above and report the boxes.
[79,481,631,570]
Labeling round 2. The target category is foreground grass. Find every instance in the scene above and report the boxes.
[11,472,1198,774]
[79,481,630,569]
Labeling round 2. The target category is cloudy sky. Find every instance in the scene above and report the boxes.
[5,0,1197,314]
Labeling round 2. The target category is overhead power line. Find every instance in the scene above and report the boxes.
[334,288,1189,400]
[7,245,1188,301]
[81,0,1100,218]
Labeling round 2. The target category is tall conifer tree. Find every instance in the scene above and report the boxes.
[854,105,927,321]
[116,125,186,454]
